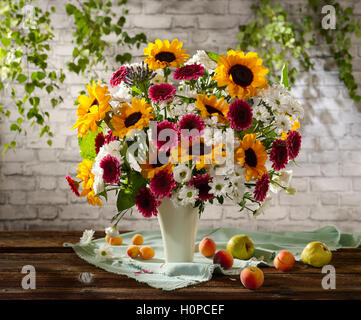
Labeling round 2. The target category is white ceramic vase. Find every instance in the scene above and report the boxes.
[157,198,199,263]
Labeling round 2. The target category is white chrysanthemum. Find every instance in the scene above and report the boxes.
[96,140,123,164]
[173,164,192,183]
[259,84,290,113]
[178,185,199,206]
[230,175,246,203]
[185,50,217,71]
[253,104,270,123]
[94,243,113,260]
[111,82,133,103]
[79,229,95,246]
[274,113,292,135]
[270,170,293,194]
[93,173,105,195]
[105,226,120,238]
[209,176,231,197]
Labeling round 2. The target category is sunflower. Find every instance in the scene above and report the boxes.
[144,39,190,70]
[170,138,225,170]
[195,93,229,124]
[111,97,154,139]
[140,151,174,179]
[213,50,269,99]
[235,133,267,181]
[71,81,111,137]
[76,159,102,206]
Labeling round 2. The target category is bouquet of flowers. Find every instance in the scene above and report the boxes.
[66,39,302,226]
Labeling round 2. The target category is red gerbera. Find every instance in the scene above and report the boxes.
[95,132,105,154]
[270,139,289,170]
[173,64,204,81]
[153,120,178,152]
[287,130,302,160]
[99,154,121,184]
[189,173,214,201]
[148,84,176,103]
[227,99,253,131]
[110,66,128,87]
[253,173,270,202]
[150,169,177,198]
[135,187,161,217]
[178,114,205,141]
[65,175,80,197]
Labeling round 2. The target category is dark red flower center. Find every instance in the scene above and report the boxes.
[155,51,176,63]
[229,64,254,87]
[125,112,142,127]
[245,148,257,167]
[205,104,223,116]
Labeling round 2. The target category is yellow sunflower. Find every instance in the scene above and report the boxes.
[76,159,102,206]
[170,138,225,170]
[235,133,267,181]
[111,97,154,139]
[195,94,229,124]
[144,39,190,70]
[71,81,111,137]
[213,50,269,99]
[140,151,174,179]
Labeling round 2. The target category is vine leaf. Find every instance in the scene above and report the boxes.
[281,63,290,90]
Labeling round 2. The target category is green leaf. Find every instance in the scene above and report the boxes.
[16,74,27,83]
[1,37,11,47]
[25,83,35,94]
[281,63,290,90]
[206,51,221,62]
[116,188,136,212]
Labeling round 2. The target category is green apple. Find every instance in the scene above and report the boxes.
[226,234,255,260]
[301,241,332,267]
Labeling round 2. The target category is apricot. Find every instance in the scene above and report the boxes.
[105,235,123,245]
[240,266,264,290]
[139,246,155,260]
[274,250,295,271]
[199,237,216,257]
[213,250,234,270]
[132,234,144,245]
[127,245,140,259]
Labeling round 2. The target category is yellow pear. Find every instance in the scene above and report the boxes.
[227,234,254,260]
[301,241,332,267]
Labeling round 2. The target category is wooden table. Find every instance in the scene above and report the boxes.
[1,231,360,300]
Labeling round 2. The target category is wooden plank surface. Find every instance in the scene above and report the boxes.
[0,231,360,300]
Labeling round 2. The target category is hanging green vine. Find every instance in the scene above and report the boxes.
[0,0,65,152]
[237,0,361,101]
[65,0,147,77]
[237,0,315,85]
[0,0,147,153]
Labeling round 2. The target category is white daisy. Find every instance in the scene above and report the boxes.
[274,113,292,135]
[230,175,246,203]
[94,243,113,261]
[209,176,231,197]
[79,229,95,246]
[253,104,270,123]
[173,164,192,183]
[259,84,290,113]
[152,69,167,84]
[96,140,124,164]
[93,173,105,195]
[178,185,199,206]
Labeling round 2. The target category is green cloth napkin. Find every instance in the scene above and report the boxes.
[64,225,361,291]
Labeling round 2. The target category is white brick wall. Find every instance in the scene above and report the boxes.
[0,0,360,232]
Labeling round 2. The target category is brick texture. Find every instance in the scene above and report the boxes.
[1,0,361,232]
